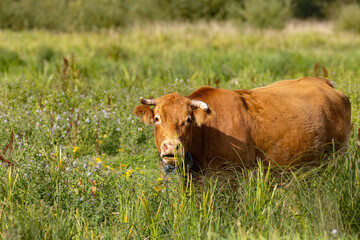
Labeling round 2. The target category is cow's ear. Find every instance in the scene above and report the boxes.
[133,105,154,124]
[193,107,215,127]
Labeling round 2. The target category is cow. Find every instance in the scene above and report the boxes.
[133,77,351,173]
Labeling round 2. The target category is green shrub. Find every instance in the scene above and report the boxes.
[68,0,127,30]
[0,0,127,31]
[0,48,25,72]
[128,0,244,21]
[241,0,292,29]
[291,0,334,19]
[0,0,246,31]
[335,4,360,34]
[0,0,69,30]
[1,0,358,32]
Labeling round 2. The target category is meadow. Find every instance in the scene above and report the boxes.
[0,21,360,239]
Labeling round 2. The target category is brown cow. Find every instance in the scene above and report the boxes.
[134,77,351,173]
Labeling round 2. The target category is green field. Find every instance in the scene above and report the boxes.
[0,22,360,239]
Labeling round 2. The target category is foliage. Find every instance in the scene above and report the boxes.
[335,3,360,34]
[241,0,292,29]
[0,0,243,31]
[0,0,128,31]
[0,23,360,238]
[139,0,243,21]
[2,0,360,31]
[291,0,335,19]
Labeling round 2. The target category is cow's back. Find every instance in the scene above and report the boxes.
[237,77,351,166]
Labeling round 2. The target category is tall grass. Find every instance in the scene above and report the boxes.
[0,22,360,238]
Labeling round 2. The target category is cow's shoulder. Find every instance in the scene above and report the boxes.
[187,87,216,99]
[188,87,238,103]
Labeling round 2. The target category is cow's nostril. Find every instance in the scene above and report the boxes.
[161,140,181,154]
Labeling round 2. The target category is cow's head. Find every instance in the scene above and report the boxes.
[133,93,214,171]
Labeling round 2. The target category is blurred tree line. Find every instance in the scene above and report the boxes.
[0,0,360,31]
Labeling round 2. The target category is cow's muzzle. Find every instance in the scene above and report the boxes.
[159,140,195,174]
[160,152,194,174]
[160,140,183,170]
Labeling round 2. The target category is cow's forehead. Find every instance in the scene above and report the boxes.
[154,93,191,121]
[156,92,186,103]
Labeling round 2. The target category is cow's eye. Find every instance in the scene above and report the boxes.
[184,116,192,126]
[154,115,161,124]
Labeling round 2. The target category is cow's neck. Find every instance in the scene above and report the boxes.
[187,125,205,172]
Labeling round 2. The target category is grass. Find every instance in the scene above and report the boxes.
[0,21,360,239]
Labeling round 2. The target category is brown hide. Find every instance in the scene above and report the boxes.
[134,77,351,172]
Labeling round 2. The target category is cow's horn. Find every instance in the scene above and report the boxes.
[190,100,209,112]
[140,97,156,105]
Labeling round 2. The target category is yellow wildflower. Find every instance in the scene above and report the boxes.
[89,162,94,165]
[95,158,101,163]
[157,177,162,181]
[73,146,79,153]
[118,149,123,152]
[120,163,128,168]
[135,167,140,170]
[153,186,161,192]
[125,169,133,179]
